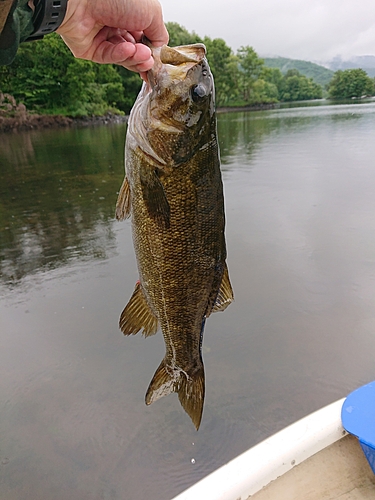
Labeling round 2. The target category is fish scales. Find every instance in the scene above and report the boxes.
[116,43,233,429]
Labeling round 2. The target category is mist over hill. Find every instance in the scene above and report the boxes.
[262,57,334,87]
[326,56,375,77]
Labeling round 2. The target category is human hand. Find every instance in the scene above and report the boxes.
[57,0,169,73]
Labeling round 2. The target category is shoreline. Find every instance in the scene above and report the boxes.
[0,112,128,134]
[0,104,278,134]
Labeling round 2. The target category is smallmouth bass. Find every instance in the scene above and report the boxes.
[116,43,233,429]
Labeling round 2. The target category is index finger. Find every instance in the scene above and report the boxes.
[143,15,169,47]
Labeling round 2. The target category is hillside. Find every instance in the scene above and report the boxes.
[263,57,334,87]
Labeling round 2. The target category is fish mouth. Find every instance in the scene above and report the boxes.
[144,43,207,90]
[141,36,206,65]
[158,44,206,65]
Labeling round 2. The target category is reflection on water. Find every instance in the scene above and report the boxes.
[2,102,375,499]
[0,125,126,285]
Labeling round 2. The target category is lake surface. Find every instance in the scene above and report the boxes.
[1,101,375,499]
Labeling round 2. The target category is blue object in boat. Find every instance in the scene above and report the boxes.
[341,380,375,474]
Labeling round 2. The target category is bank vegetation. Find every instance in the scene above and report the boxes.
[0,22,374,131]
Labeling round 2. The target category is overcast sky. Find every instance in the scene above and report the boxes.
[160,0,375,63]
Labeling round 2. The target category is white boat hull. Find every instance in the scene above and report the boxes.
[171,399,375,500]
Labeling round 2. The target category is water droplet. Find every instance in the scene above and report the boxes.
[191,458,195,464]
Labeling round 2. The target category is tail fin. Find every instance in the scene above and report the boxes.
[145,359,205,430]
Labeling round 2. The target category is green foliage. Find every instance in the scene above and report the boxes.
[203,37,239,106]
[114,67,142,113]
[165,22,202,46]
[327,69,375,99]
[263,57,334,87]
[0,33,141,116]
[237,46,266,103]
[237,46,264,79]
[279,70,323,101]
[261,67,284,87]
[0,23,330,117]
[250,79,279,104]
[0,37,67,108]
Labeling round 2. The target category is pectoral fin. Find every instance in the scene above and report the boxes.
[140,168,170,229]
[115,177,131,221]
[211,263,234,314]
[119,281,158,337]
[145,359,205,430]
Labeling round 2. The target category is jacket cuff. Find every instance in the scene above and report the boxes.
[0,0,34,65]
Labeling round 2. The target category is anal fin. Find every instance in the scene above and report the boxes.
[119,281,158,337]
[211,263,234,314]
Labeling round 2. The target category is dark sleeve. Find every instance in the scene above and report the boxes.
[0,0,34,65]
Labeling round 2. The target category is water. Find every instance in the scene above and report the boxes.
[1,101,375,499]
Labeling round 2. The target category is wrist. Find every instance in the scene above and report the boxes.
[56,0,89,36]
[25,0,68,41]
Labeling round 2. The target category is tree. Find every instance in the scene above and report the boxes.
[279,70,322,101]
[0,34,140,115]
[0,23,334,116]
[260,67,284,100]
[250,79,279,104]
[327,69,375,99]
[237,46,265,102]
[113,67,142,113]
[0,34,72,109]
[165,22,202,46]
[204,37,240,106]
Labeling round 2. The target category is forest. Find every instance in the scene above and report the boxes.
[1,21,375,119]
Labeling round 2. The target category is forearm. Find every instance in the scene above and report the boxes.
[0,0,169,72]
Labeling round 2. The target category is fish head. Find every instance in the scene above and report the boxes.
[140,44,216,165]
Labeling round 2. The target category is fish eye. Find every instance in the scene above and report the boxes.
[191,84,208,103]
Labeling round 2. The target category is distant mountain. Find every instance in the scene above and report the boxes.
[263,57,334,87]
[326,56,375,78]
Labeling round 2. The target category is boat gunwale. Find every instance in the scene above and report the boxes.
[171,398,347,500]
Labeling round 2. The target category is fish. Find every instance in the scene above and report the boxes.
[115,43,233,429]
